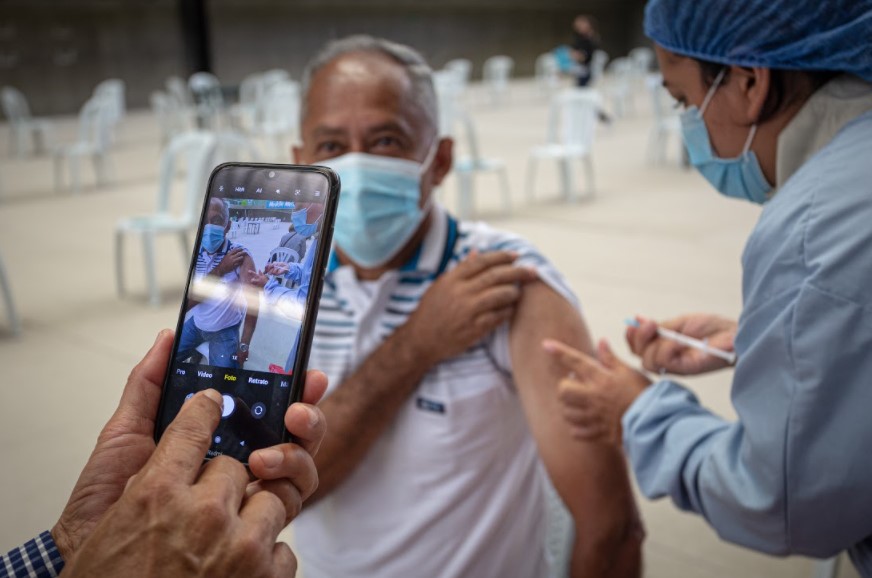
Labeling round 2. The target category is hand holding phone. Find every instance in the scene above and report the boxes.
[52,330,329,563]
[154,163,339,464]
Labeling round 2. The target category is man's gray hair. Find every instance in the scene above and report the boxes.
[211,197,230,225]
[300,35,438,133]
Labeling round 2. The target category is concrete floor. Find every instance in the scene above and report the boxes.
[0,78,859,578]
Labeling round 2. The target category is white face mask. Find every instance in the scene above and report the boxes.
[322,143,438,268]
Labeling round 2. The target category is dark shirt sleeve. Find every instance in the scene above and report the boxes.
[0,531,65,578]
[571,34,597,65]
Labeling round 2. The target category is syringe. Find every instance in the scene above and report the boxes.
[624,318,737,365]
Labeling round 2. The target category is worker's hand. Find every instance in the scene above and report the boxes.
[52,330,328,563]
[544,338,651,445]
[211,247,246,277]
[266,262,290,276]
[404,251,538,367]
[626,314,737,376]
[59,390,299,577]
[248,270,270,289]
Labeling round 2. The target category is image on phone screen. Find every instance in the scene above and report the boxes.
[155,164,337,463]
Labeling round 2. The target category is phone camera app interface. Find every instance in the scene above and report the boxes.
[159,167,329,462]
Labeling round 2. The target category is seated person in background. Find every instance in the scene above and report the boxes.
[288,35,643,578]
[176,198,258,369]
[571,15,600,87]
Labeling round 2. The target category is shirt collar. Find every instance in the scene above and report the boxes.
[777,75,872,188]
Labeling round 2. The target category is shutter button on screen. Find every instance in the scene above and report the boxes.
[221,395,235,418]
[251,402,266,419]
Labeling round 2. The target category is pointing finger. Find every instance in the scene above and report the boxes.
[542,339,603,380]
[147,389,223,484]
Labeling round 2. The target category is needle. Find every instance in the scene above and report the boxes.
[624,318,737,365]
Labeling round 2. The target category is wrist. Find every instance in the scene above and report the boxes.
[393,321,440,370]
[619,373,651,416]
[51,520,76,562]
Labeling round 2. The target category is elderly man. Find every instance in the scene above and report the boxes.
[176,197,258,369]
[290,36,643,577]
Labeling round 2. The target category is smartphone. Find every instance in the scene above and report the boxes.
[154,163,339,464]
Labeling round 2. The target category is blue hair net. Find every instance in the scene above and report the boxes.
[644,0,872,83]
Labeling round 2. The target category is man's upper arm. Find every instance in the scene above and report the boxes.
[239,254,256,285]
[508,281,639,542]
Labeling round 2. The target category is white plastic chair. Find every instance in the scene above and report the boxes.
[53,96,114,193]
[213,130,261,166]
[268,247,302,288]
[630,47,655,77]
[606,57,636,118]
[483,55,514,105]
[230,72,264,131]
[93,79,125,134]
[453,111,511,219]
[259,69,290,94]
[115,131,217,306]
[151,90,189,145]
[589,50,609,87]
[444,59,472,89]
[434,69,464,137]
[526,88,600,202]
[1,86,53,157]
[646,73,684,165]
[256,80,300,160]
[269,247,300,264]
[166,76,194,109]
[189,72,224,129]
[0,251,20,335]
[535,52,561,96]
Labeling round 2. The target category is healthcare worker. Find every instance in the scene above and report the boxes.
[542,0,872,574]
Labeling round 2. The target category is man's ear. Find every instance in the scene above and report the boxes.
[729,66,770,124]
[429,137,454,188]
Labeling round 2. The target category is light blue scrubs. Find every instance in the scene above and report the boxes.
[264,238,319,371]
[622,111,872,574]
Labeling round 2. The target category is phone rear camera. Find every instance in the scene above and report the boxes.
[268,171,276,178]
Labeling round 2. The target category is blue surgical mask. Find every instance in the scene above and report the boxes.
[322,145,437,268]
[680,69,773,204]
[291,208,319,238]
[201,223,225,253]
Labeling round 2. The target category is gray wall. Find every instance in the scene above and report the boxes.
[0,0,648,116]
[0,0,188,115]
[210,0,649,85]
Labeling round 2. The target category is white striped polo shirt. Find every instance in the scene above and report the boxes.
[191,239,251,332]
[294,204,578,578]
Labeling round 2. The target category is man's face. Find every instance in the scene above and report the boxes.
[207,200,230,234]
[294,52,452,208]
[574,17,592,36]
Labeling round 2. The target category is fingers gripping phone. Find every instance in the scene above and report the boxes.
[155,163,339,464]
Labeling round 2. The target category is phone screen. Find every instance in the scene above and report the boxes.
[155,163,338,463]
